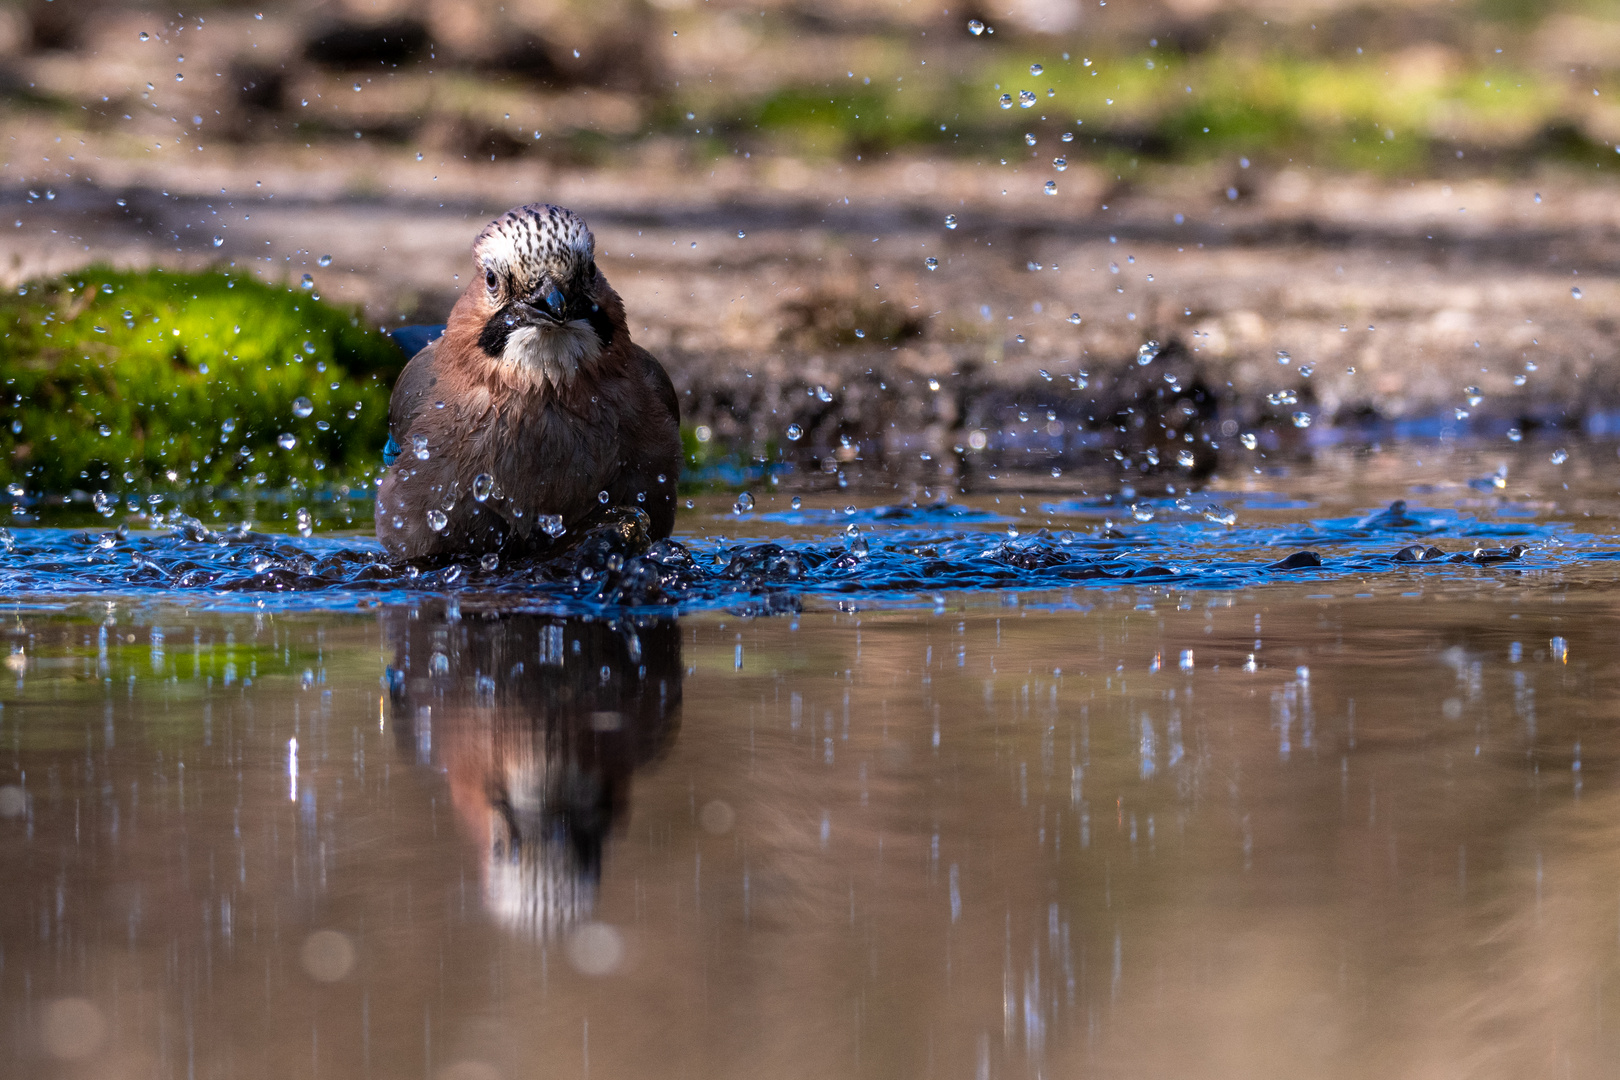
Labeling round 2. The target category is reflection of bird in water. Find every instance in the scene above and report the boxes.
[376,203,681,560]
[384,603,681,935]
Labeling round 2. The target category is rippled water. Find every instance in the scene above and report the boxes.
[0,440,1604,614]
[3,440,1620,1078]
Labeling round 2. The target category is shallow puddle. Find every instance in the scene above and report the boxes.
[3,441,1620,1078]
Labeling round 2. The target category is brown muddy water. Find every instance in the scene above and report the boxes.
[4,443,1620,1080]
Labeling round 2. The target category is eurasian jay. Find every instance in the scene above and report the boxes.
[376,203,680,560]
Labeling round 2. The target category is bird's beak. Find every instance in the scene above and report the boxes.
[508,286,569,327]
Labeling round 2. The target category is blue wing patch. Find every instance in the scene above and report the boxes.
[387,323,447,358]
[383,325,443,469]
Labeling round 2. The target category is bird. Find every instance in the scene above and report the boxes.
[375,203,680,561]
[383,605,683,937]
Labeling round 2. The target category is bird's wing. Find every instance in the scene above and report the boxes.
[632,344,680,427]
[387,340,441,452]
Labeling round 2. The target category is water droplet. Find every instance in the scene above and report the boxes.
[737,230,746,239]
[412,434,429,460]
[278,433,298,450]
[175,72,183,81]
[139,31,150,40]
[97,424,111,437]
[854,328,866,339]
[1044,181,1058,195]
[1053,157,1068,172]
[541,515,566,538]
[999,94,1014,109]
[1015,334,1026,343]
[426,509,448,532]
[1572,286,1583,299]
[1241,432,1258,450]
[300,274,314,290]
[566,922,625,976]
[353,82,362,92]
[1507,427,1523,442]
[1025,132,1037,146]
[1018,90,1037,108]
[39,998,108,1060]
[1552,448,1569,464]
[925,256,939,270]
[1177,449,1195,467]
[318,254,332,267]
[1131,504,1156,523]
[598,490,610,504]
[786,423,804,441]
[296,507,312,537]
[480,553,500,572]
[1291,411,1312,428]
[944,214,958,229]
[1030,63,1044,75]
[1464,386,1483,407]
[733,492,755,514]
[92,491,116,517]
[212,235,223,247]
[1136,341,1159,365]
[791,496,803,510]
[292,396,313,418]
[968,18,985,34]
[472,473,494,502]
[294,929,356,984]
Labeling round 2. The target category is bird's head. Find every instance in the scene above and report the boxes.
[460,203,620,390]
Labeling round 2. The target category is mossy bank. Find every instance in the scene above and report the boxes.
[0,267,402,502]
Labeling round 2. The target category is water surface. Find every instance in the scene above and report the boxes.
[3,441,1620,1079]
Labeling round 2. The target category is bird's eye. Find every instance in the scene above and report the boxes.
[484,270,498,292]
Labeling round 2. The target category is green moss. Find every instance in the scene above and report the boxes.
[725,85,949,156]
[688,45,1589,176]
[972,51,1574,172]
[0,266,400,496]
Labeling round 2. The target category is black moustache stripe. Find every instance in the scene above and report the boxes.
[477,310,515,357]
[475,300,615,358]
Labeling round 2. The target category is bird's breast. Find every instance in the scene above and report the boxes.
[494,321,603,392]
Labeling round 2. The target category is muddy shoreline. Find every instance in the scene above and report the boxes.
[7,154,1615,479]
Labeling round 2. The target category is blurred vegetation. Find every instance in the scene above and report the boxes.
[709,46,1613,172]
[0,267,398,498]
[3,0,1618,178]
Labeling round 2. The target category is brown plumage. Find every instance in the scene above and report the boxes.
[375,203,680,560]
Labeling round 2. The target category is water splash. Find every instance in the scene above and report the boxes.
[0,499,1571,616]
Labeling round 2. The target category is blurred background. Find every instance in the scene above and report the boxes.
[3,0,1620,498]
